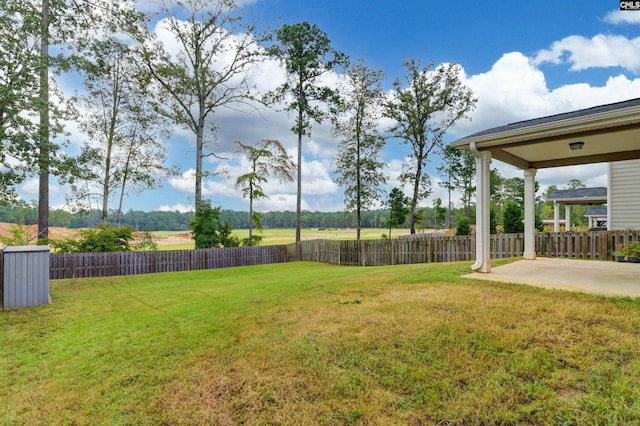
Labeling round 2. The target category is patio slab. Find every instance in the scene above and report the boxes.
[465,257,640,297]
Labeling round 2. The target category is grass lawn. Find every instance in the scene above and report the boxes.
[2,260,640,424]
[153,228,416,250]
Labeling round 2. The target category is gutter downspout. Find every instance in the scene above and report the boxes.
[470,142,491,272]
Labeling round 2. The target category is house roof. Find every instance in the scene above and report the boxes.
[451,98,640,169]
[547,187,607,205]
[585,208,607,217]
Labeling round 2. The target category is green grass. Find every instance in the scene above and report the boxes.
[3,260,640,424]
[154,228,414,250]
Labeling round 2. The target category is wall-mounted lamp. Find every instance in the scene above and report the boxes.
[569,141,585,150]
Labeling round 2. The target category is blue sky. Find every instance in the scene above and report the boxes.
[18,0,640,213]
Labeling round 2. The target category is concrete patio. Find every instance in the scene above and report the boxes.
[465,257,640,297]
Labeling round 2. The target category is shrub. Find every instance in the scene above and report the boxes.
[50,225,136,253]
[190,201,240,249]
[456,217,471,236]
[503,201,524,233]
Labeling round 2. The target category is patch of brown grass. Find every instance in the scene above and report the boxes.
[155,267,640,424]
[4,262,640,424]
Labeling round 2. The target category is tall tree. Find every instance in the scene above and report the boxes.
[71,39,173,224]
[267,21,348,243]
[387,187,409,238]
[566,179,585,190]
[0,0,139,238]
[438,144,475,221]
[37,0,50,242]
[234,139,295,244]
[433,197,446,230]
[384,59,476,234]
[437,146,457,229]
[332,59,387,241]
[138,0,261,211]
[490,167,505,226]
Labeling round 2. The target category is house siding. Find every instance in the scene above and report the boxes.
[609,159,640,230]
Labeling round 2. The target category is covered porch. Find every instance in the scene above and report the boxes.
[451,98,640,273]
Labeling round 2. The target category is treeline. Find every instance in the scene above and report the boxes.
[0,202,474,232]
[0,203,420,231]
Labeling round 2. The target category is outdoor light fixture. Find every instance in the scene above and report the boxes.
[569,141,585,150]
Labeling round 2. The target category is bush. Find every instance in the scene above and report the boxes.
[50,225,137,253]
[190,201,240,249]
[490,207,497,235]
[456,217,471,236]
[503,201,524,233]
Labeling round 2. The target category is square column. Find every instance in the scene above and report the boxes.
[565,205,571,232]
[553,202,560,232]
[471,145,491,272]
[523,168,537,260]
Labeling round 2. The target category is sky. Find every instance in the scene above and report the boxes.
[17,0,640,214]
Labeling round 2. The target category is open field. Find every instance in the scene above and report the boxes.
[3,260,640,424]
[153,227,436,250]
[0,222,80,245]
[0,222,444,250]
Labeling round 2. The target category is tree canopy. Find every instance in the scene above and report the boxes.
[333,59,387,241]
[267,21,348,243]
[384,59,476,234]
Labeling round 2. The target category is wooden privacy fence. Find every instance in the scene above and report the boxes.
[537,230,639,260]
[49,245,290,279]
[294,237,475,266]
[48,230,640,279]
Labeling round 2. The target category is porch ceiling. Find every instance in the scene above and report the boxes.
[451,98,640,169]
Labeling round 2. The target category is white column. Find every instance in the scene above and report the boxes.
[565,205,571,232]
[471,145,491,273]
[553,202,560,233]
[523,168,537,260]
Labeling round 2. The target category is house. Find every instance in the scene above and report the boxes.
[608,159,640,230]
[584,207,608,229]
[452,97,640,272]
[546,187,607,231]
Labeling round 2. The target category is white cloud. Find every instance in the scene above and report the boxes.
[455,52,554,136]
[20,179,40,196]
[157,203,195,213]
[168,169,196,194]
[445,42,640,205]
[536,164,607,191]
[533,34,640,72]
[41,11,640,214]
[254,193,301,212]
[19,178,60,200]
[453,51,640,138]
[604,10,640,25]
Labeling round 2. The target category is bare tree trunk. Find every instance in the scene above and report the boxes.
[116,139,135,227]
[37,0,50,243]
[248,183,253,242]
[447,171,452,230]
[195,110,205,211]
[295,85,303,244]
[102,63,122,224]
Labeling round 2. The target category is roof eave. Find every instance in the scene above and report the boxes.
[451,104,640,150]
[547,197,607,204]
